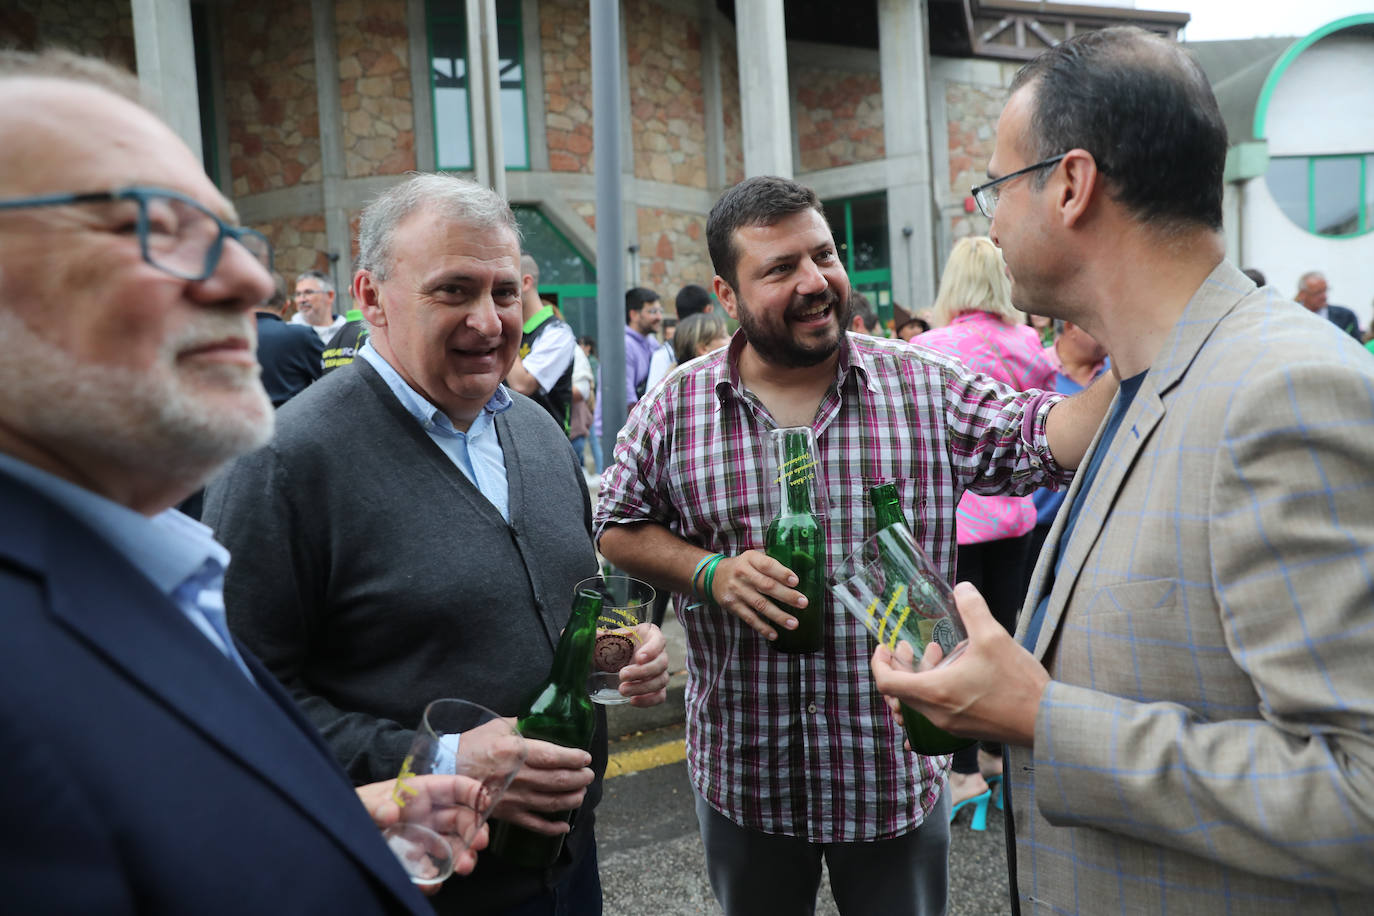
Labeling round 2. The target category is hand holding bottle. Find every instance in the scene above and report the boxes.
[702,549,808,641]
[489,738,594,835]
[870,581,1049,749]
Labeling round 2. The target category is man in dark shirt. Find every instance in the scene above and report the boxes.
[255,273,324,407]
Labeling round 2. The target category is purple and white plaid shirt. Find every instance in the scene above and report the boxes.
[594,331,1069,842]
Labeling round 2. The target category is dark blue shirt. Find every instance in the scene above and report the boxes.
[1022,371,1147,651]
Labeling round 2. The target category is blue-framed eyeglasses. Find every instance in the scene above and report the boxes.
[0,186,273,281]
[970,154,1067,219]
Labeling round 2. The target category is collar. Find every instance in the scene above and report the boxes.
[0,452,225,597]
[716,330,875,404]
[357,340,512,434]
[522,304,557,335]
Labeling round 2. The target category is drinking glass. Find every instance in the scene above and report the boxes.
[579,574,655,705]
[830,523,974,755]
[382,699,526,885]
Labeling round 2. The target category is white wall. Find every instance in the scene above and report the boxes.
[1265,36,1374,156]
[1241,175,1374,329]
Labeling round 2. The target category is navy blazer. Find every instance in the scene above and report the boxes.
[0,471,430,914]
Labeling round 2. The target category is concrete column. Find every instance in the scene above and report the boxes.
[408,0,437,171]
[734,0,791,178]
[466,0,506,197]
[700,0,726,191]
[878,0,938,311]
[131,0,202,161]
[311,0,352,300]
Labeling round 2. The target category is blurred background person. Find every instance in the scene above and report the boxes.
[1295,270,1362,340]
[672,311,731,367]
[1026,320,1109,576]
[577,336,603,473]
[255,271,324,408]
[913,236,1056,812]
[847,291,881,336]
[675,282,715,319]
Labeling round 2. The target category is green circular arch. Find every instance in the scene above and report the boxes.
[1254,14,1374,140]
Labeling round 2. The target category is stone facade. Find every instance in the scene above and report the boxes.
[221,0,321,198]
[719,29,744,186]
[943,77,1004,240]
[638,207,710,297]
[336,0,415,178]
[541,0,593,174]
[0,0,135,72]
[795,68,885,172]
[625,1,707,189]
[255,214,330,285]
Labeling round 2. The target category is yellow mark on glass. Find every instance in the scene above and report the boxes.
[392,754,420,808]
[888,605,912,651]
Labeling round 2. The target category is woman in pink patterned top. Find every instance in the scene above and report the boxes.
[913,236,1056,810]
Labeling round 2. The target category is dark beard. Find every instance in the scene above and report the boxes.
[734,290,851,369]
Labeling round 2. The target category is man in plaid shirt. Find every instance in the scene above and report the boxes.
[594,176,1115,915]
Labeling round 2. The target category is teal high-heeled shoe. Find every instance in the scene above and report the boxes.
[949,788,992,831]
[985,773,1004,811]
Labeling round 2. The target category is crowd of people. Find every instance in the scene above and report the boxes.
[1,24,1372,916]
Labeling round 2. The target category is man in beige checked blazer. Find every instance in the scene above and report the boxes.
[872,26,1374,915]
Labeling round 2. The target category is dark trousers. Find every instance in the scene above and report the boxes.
[501,843,603,916]
[952,533,1032,774]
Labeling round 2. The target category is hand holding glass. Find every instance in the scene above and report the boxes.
[383,699,526,886]
[831,523,974,755]
[581,575,655,705]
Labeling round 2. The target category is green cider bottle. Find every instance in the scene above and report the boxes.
[868,483,974,755]
[488,585,602,868]
[764,429,825,654]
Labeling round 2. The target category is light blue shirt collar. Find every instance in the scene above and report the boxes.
[357,340,512,431]
[0,452,224,596]
[357,341,513,523]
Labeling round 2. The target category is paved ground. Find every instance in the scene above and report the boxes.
[595,607,1013,915]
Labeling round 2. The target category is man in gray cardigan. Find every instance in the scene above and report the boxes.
[205,174,670,915]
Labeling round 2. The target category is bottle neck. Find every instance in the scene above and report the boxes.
[870,484,902,530]
[546,590,601,686]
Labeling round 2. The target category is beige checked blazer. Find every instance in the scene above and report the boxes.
[1009,261,1374,915]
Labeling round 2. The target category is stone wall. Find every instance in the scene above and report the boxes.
[254,214,330,285]
[337,0,415,178]
[638,207,710,298]
[944,78,1004,240]
[221,0,321,198]
[795,68,885,172]
[541,0,593,173]
[0,0,135,72]
[625,0,707,189]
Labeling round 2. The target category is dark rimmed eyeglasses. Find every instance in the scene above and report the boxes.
[970,154,1067,219]
[0,186,273,281]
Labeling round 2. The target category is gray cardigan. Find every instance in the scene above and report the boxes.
[204,358,602,913]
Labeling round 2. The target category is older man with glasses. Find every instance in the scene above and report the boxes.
[0,49,487,914]
[293,268,349,342]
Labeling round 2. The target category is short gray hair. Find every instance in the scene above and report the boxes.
[296,268,334,295]
[356,173,521,280]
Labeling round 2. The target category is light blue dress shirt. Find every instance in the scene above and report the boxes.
[358,341,513,521]
[0,452,257,684]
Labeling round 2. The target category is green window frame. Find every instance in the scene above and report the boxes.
[426,0,530,171]
[1266,153,1372,239]
[513,206,598,338]
[822,192,894,329]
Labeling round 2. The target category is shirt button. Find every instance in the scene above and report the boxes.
[807,703,817,714]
